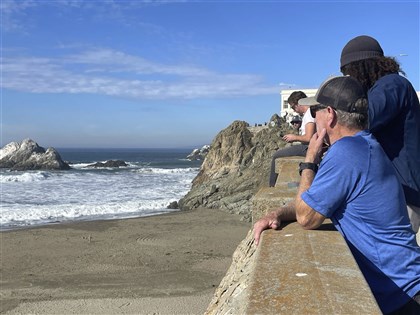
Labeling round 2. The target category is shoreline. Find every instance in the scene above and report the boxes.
[1,208,250,314]
[0,209,183,233]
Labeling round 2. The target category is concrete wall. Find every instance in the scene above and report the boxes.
[205,157,381,314]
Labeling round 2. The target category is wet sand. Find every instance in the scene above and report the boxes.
[1,208,250,314]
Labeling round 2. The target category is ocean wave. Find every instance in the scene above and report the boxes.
[1,152,200,230]
[69,161,136,169]
[67,162,93,169]
[134,167,199,174]
[0,171,52,183]
[0,199,180,229]
[68,162,189,171]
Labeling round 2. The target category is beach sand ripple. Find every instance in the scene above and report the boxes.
[1,208,250,314]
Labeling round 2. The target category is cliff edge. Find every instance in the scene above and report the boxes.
[179,115,293,221]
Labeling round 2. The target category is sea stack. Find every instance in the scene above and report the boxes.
[0,139,71,171]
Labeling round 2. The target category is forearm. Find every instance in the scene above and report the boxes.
[293,134,312,143]
[261,202,296,223]
[295,130,327,229]
[295,169,323,229]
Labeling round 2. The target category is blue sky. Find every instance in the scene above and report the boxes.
[2,0,419,148]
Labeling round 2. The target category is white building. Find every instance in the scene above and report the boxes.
[280,88,317,118]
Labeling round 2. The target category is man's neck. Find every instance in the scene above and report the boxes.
[329,126,362,145]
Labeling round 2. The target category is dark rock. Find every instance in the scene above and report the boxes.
[87,160,128,168]
[0,139,71,171]
[178,117,294,221]
[167,201,179,209]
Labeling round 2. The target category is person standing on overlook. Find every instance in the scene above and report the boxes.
[340,35,420,243]
[254,76,420,314]
[268,91,315,187]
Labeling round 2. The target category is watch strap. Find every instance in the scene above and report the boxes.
[299,162,318,176]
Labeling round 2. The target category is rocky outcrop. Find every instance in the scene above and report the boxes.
[0,139,70,171]
[167,201,179,209]
[179,118,293,221]
[186,145,210,161]
[87,160,128,168]
[268,113,283,128]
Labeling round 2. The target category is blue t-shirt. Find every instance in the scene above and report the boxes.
[368,73,420,206]
[302,131,420,314]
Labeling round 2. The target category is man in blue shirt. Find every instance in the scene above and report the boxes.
[254,76,420,314]
[340,35,420,243]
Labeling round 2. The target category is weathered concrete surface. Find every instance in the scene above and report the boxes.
[274,156,303,187]
[252,157,303,224]
[205,230,256,315]
[207,154,380,315]
[206,223,381,315]
[246,223,381,314]
[251,187,297,224]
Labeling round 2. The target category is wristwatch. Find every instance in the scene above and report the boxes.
[299,162,318,176]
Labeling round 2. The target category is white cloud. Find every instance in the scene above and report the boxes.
[2,48,283,100]
[1,1,288,100]
[65,48,213,77]
[0,0,185,33]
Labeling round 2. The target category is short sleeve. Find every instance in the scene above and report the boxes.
[301,137,368,217]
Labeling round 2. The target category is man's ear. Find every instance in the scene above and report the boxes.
[327,107,337,128]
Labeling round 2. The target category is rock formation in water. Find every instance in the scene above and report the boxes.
[0,139,71,171]
[87,160,128,168]
[179,114,293,221]
[186,145,210,161]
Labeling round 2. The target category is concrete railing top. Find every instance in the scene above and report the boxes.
[247,156,381,314]
[245,222,381,314]
[206,156,381,314]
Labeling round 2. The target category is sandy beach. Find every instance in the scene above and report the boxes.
[1,208,250,314]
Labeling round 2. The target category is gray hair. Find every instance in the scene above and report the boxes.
[335,98,368,130]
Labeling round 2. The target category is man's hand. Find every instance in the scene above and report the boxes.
[253,212,281,246]
[282,134,296,143]
[305,128,327,164]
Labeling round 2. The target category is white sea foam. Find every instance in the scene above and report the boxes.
[134,167,198,174]
[0,171,52,183]
[1,200,180,229]
[68,162,92,169]
[0,165,199,230]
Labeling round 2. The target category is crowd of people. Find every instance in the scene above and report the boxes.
[257,35,420,314]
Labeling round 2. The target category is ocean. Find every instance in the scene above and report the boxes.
[0,148,202,231]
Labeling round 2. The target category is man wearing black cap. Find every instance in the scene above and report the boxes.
[254,76,420,315]
[290,115,302,130]
[340,35,420,243]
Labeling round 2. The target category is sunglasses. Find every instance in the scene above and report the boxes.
[310,105,328,118]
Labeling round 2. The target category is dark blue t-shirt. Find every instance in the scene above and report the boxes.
[368,74,420,206]
[302,131,420,314]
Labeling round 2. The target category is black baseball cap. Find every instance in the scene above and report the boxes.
[291,115,302,123]
[298,76,367,114]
